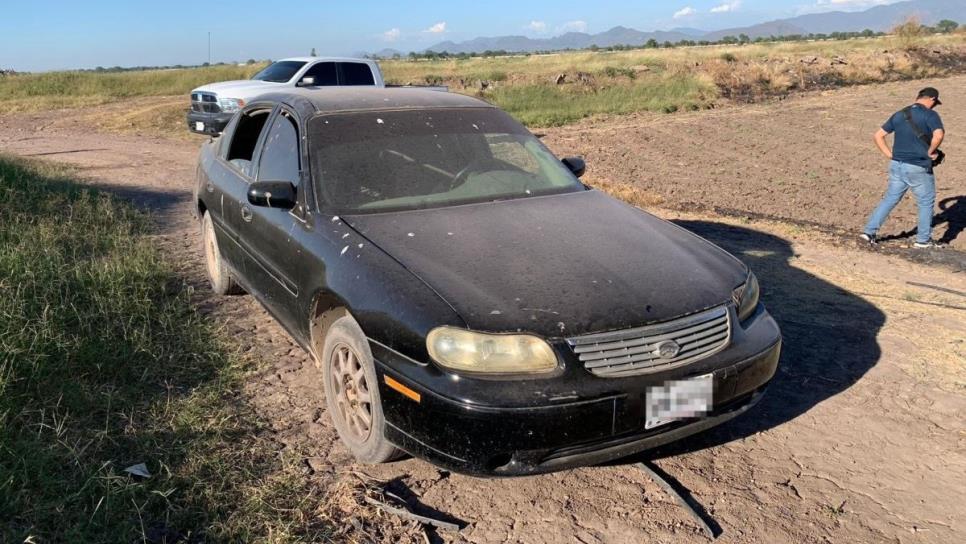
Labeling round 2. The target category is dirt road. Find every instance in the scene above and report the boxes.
[2,78,965,543]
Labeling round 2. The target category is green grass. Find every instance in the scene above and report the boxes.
[488,73,714,126]
[0,156,325,542]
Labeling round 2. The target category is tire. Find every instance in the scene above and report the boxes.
[201,211,243,295]
[321,315,400,464]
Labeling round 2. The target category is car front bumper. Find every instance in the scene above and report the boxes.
[186,110,234,135]
[374,308,781,477]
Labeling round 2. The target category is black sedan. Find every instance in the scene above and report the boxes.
[194,88,781,476]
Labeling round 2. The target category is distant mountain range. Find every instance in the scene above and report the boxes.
[421,0,964,54]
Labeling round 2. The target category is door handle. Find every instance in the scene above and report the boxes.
[240,205,253,222]
[206,181,214,193]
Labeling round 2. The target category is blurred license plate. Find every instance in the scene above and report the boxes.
[195,121,205,131]
[645,373,713,430]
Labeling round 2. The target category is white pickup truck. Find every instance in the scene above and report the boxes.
[187,57,389,135]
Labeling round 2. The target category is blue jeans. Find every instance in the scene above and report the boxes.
[864,160,935,244]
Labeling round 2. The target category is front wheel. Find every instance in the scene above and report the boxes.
[321,315,400,464]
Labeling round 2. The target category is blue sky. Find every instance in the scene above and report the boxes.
[1,1,900,71]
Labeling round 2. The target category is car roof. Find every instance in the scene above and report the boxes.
[276,56,374,63]
[255,88,495,116]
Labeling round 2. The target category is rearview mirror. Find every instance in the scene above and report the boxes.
[561,157,586,178]
[297,76,316,87]
[248,181,297,209]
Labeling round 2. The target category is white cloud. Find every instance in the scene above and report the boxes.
[710,0,742,13]
[673,7,697,19]
[423,22,447,34]
[526,20,548,33]
[383,28,401,42]
[558,20,589,33]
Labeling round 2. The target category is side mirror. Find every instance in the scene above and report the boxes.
[296,76,315,87]
[561,157,586,178]
[248,181,297,209]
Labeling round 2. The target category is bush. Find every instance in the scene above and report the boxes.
[600,66,637,79]
[893,16,927,50]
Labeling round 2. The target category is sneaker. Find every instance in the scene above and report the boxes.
[913,240,945,249]
[859,233,877,245]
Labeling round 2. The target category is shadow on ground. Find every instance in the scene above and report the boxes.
[634,220,887,460]
[878,195,966,246]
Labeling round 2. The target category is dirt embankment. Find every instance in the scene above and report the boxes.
[1,75,965,543]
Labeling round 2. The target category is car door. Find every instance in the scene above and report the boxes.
[236,106,307,331]
[216,107,274,277]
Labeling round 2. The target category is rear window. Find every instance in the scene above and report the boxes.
[309,108,582,213]
[252,61,307,83]
[339,62,375,86]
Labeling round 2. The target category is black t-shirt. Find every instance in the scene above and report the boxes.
[882,104,944,170]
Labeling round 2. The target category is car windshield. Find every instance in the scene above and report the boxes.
[252,61,307,83]
[309,108,583,213]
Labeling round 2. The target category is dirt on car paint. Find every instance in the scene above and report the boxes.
[1,76,964,543]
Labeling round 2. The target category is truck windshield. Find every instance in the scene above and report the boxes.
[252,61,307,83]
[309,108,584,213]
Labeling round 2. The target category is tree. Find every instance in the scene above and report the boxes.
[644,38,658,48]
[738,33,751,44]
[936,19,959,33]
[310,47,317,57]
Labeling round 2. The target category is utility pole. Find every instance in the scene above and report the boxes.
[207,32,211,65]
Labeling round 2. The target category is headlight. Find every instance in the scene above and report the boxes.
[426,327,558,374]
[733,271,760,322]
[217,97,245,113]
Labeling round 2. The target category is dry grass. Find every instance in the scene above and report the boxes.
[382,34,965,115]
[1,34,963,132]
[0,64,264,115]
[381,34,964,86]
[590,178,666,208]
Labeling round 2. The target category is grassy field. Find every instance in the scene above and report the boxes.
[0,156,325,542]
[0,33,963,130]
[0,64,263,113]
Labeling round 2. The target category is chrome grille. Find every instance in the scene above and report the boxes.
[190,92,220,113]
[567,305,731,378]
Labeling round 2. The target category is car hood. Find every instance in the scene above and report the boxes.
[191,79,283,99]
[343,190,747,338]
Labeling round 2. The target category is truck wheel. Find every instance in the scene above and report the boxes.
[202,212,243,295]
[322,315,400,464]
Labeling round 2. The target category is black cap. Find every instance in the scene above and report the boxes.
[918,87,941,105]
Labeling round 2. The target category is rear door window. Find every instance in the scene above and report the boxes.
[302,62,338,86]
[339,62,375,86]
[257,111,300,186]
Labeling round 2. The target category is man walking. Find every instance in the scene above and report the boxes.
[862,87,945,248]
